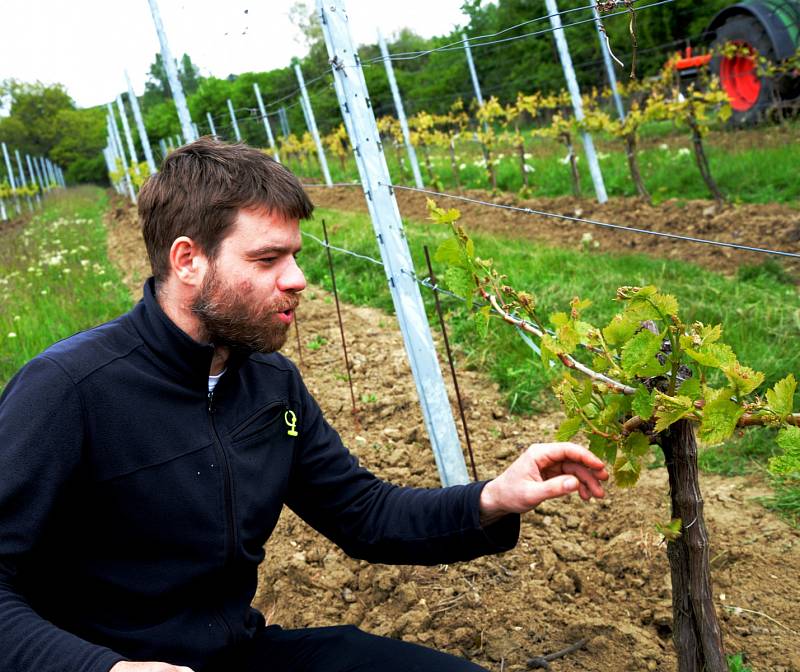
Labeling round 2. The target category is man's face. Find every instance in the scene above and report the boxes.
[191,208,306,353]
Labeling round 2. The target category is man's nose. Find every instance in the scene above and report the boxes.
[278,257,306,293]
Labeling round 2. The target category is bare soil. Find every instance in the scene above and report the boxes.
[306,186,800,280]
[106,200,800,672]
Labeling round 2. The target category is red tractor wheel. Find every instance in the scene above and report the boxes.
[711,14,776,122]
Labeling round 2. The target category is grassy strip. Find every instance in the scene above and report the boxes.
[285,120,800,205]
[304,206,800,521]
[0,186,133,388]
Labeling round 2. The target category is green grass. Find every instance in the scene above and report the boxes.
[307,206,799,409]
[284,119,800,205]
[0,186,133,388]
[303,205,800,519]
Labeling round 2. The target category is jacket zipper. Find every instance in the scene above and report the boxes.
[228,399,287,440]
[207,389,237,571]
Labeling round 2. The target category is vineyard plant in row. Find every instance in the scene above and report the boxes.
[429,199,799,672]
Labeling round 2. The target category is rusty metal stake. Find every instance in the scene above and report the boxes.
[322,219,358,418]
[423,245,478,481]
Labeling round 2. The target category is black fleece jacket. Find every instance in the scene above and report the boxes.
[0,279,519,672]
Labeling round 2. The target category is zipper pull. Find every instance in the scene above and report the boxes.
[207,390,215,414]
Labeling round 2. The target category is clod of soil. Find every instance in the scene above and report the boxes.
[106,198,800,672]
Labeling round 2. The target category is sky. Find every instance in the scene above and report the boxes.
[0,0,471,110]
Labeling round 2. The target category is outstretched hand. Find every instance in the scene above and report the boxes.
[479,442,609,525]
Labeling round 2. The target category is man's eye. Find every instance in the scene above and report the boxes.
[259,258,277,264]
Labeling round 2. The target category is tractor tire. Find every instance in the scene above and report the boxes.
[711,14,777,124]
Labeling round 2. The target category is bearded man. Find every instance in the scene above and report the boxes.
[0,138,608,672]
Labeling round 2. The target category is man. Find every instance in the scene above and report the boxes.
[0,138,608,672]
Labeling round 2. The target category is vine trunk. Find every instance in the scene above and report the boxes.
[687,118,725,205]
[661,419,727,672]
[624,133,650,202]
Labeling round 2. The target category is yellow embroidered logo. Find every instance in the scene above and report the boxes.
[284,410,299,437]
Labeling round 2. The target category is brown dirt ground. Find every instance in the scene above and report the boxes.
[306,186,800,280]
[106,200,800,672]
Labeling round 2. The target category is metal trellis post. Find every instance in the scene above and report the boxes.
[253,83,280,161]
[25,154,41,207]
[546,0,608,204]
[378,30,424,189]
[463,33,485,107]
[206,112,217,138]
[294,62,332,186]
[14,149,34,211]
[36,156,49,192]
[107,106,137,203]
[159,138,169,159]
[592,5,626,120]
[318,0,469,487]
[33,156,48,193]
[116,95,141,177]
[26,154,42,206]
[2,143,21,214]
[146,0,197,143]
[126,70,158,174]
[227,98,242,142]
[278,106,291,137]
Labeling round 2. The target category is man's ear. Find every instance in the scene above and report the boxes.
[169,236,208,287]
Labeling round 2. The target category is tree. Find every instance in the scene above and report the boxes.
[0,80,74,156]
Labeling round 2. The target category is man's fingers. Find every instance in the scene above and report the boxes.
[562,462,607,498]
[532,442,607,473]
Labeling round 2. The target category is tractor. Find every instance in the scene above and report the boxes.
[672,0,800,122]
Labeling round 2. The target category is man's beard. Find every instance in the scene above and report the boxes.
[191,263,299,353]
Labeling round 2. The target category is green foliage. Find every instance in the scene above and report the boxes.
[0,187,132,387]
[428,200,799,488]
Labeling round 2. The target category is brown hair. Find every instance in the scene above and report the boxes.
[138,137,314,283]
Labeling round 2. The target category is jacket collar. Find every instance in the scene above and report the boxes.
[129,277,251,386]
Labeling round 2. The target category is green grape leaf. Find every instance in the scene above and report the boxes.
[541,333,564,357]
[602,313,638,346]
[434,238,467,268]
[678,375,701,400]
[613,454,641,488]
[632,385,656,420]
[625,431,651,457]
[721,361,765,397]
[554,376,581,414]
[655,518,682,541]
[590,434,616,464]
[766,374,797,418]
[653,393,695,432]
[555,415,583,441]
[698,395,744,445]
[776,425,800,452]
[621,330,669,378]
[648,293,679,318]
[443,266,475,307]
[550,312,569,328]
[471,305,491,340]
[592,355,610,373]
[683,342,736,368]
[770,426,800,476]
[555,322,581,355]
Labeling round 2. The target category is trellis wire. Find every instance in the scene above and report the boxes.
[362,0,677,63]
[382,183,800,260]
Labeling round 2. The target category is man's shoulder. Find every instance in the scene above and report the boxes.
[248,351,300,375]
[39,311,141,384]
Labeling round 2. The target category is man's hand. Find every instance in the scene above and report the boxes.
[110,662,195,672]
[479,442,609,525]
